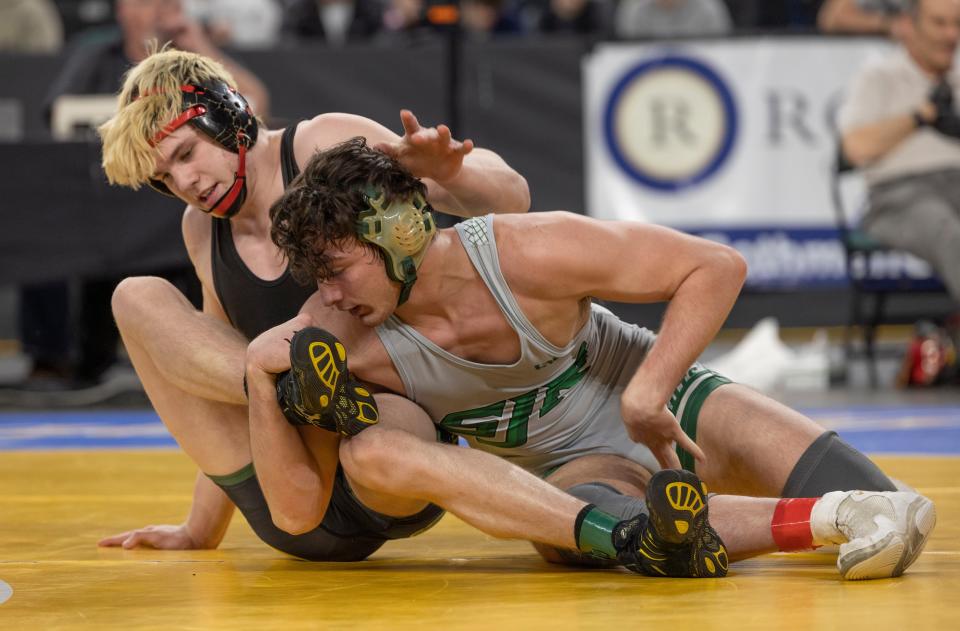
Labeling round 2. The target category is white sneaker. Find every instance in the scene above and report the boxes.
[832,491,936,580]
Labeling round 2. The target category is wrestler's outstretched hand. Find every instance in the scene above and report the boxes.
[375,109,474,183]
[98,524,202,550]
[620,389,706,471]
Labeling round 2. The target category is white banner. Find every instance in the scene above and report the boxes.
[583,38,941,288]
[585,37,892,226]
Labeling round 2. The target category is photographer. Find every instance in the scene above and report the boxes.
[838,0,960,306]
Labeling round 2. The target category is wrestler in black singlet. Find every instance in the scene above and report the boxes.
[206,123,443,561]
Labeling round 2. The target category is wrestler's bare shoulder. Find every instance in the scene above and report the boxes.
[181,206,211,260]
[177,205,213,284]
[292,113,398,166]
[492,211,589,268]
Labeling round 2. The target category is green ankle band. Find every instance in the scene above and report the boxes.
[206,462,256,488]
[575,505,621,560]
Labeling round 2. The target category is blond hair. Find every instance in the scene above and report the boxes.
[98,44,238,189]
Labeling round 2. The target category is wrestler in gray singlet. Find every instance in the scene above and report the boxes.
[376,215,730,476]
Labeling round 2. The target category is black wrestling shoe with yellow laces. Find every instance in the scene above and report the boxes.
[275,327,379,436]
[614,469,729,578]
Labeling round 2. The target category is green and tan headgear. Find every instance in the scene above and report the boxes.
[356,186,436,305]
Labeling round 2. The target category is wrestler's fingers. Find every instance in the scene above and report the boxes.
[436,124,452,145]
[400,109,421,136]
[654,442,682,471]
[122,531,150,549]
[122,529,180,549]
[674,428,706,465]
[98,531,133,547]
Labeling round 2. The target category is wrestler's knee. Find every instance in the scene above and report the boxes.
[782,431,896,496]
[372,393,437,441]
[112,276,180,331]
[340,427,409,490]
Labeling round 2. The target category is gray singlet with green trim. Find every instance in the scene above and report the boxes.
[375,215,730,476]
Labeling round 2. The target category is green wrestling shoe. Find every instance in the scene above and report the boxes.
[275,327,379,436]
[614,469,729,578]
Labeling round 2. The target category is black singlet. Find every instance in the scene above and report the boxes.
[206,122,446,560]
[210,122,316,340]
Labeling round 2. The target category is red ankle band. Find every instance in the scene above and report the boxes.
[771,498,819,551]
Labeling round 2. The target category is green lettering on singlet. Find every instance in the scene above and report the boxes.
[540,342,589,417]
[439,342,590,448]
[441,399,510,443]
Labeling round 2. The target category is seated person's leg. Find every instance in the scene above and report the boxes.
[920,198,960,302]
[865,189,960,301]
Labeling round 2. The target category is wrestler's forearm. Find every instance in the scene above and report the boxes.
[430,148,530,216]
[628,249,746,404]
[246,366,332,534]
[183,472,236,548]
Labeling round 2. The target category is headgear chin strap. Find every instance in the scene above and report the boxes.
[356,187,436,305]
[145,81,258,219]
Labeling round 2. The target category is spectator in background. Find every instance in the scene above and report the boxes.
[615,0,732,38]
[536,0,613,35]
[839,0,960,305]
[753,0,824,32]
[380,0,428,35]
[53,0,117,41]
[378,0,463,44]
[183,0,283,48]
[724,0,824,31]
[461,0,525,37]
[818,0,906,34]
[18,0,269,392]
[46,0,268,114]
[280,0,383,46]
[0,0,64,53]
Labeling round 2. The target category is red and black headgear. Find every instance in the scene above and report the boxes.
[146,80,258,219]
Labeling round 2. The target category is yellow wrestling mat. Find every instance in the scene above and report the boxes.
[0,450,957,630]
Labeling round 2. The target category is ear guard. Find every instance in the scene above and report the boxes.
[356,187,436,305]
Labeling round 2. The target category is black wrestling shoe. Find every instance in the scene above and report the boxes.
[275,327,379,436]
[614,469,728,578]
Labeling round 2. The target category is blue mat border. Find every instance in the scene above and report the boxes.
[0,406,958,453]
